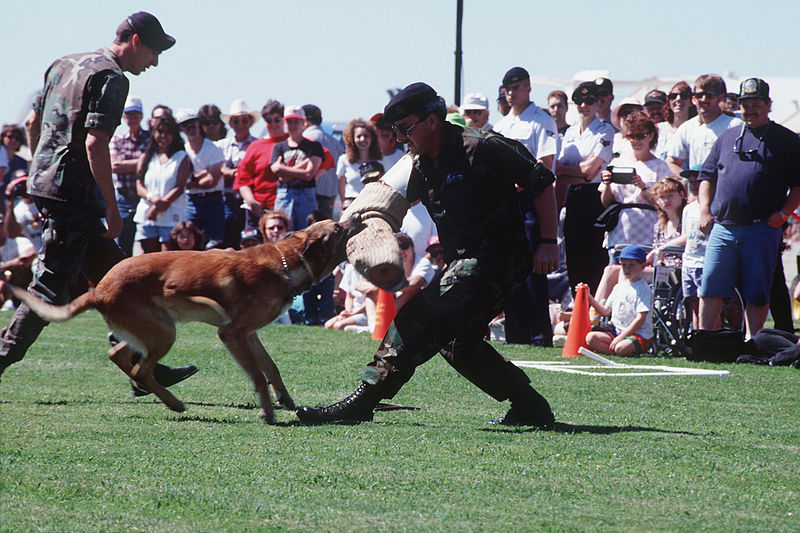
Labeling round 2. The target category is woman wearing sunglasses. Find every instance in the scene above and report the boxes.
[555,81,616,294]
[600,111,671,256]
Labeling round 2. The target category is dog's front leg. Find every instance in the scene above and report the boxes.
[218,328,276,424]
[246,333,295,411]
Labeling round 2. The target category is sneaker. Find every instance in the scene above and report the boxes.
[343,325,370,334]
[131,364,199,397]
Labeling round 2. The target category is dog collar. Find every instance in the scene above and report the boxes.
[280,246,316,298]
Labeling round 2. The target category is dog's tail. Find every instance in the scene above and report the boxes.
[8,285,98,323]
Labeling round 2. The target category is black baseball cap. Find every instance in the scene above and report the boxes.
[644,89,667,106]
[572,81,599,101]
[502,66,530,88]
[359,160,385,184]
[384,82,438,123]
[594,77,613,93]
[738,78,770,101]
[127,12,175,52]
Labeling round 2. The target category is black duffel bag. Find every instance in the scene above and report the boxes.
[684,328,745,363]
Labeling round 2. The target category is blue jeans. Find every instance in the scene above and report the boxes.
[185,192,225,246]
[700,222,781,305]
[274,187,316,231]
[115,190,139,257]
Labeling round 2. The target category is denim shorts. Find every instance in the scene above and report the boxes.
[699,222,781,305]
[681,266,703,299]
[135,224,173,243]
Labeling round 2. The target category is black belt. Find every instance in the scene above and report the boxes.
[189,190,222,198]
[281,182,316,190]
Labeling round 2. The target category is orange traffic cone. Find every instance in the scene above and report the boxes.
[372,289,397,340]
[561,283,591,358]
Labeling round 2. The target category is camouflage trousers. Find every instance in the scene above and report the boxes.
[0,198,124,366]
[361,257,534,402]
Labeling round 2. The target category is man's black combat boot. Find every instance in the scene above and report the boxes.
[296,382,381,424]
[488,385,555,429]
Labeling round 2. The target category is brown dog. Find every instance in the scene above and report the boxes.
[10,218,360,423]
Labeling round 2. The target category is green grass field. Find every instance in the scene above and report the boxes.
[1,311,798,532]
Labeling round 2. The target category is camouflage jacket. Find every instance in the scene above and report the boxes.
[29,47,129,216]
[406,123,554,282]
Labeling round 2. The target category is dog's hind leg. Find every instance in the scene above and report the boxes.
[218,327,276,424]
[246,333,295,411]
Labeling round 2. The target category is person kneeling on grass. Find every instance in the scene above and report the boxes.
[583,245,653,357]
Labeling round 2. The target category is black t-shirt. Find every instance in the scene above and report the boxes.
[699,121,800,224]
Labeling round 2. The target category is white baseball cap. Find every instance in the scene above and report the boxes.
[175,108,198,124]
[461,92,489,111]
[283,105,305,120]
[123,95,143,113]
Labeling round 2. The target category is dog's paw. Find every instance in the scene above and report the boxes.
[258,408,276,425]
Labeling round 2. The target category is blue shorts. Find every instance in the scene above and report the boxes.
[681,266,703,299]
[135,224,173,243]
[699,222,781,305]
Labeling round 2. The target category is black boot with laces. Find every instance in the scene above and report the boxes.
[296,382,380,424]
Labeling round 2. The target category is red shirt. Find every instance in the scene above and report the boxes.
[234,133,289,208]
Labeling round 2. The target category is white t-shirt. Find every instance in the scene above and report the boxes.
[607,277,653,339]
[185,138,225,194]
[337,154,364,199]
[681,201,707,269]
[558,118,615,183]
[494,101,558,162]
[133,150,188,228]
[599,157,671,248]
[667,113,743,168]
[0,235,34,263]
[401,202,436,260]
[381,149,404,174]
[13,200,42,251]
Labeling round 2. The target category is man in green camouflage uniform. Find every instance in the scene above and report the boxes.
[0,13,195,391]
[298,83,560,427]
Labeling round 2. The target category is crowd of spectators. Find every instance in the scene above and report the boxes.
[3,68,799,344]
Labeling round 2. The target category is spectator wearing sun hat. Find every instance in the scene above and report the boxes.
[216,99,259,248]
[270,105,324,230]
[460,92,492,130]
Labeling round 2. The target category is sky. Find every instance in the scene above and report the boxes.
[3,0,799,130]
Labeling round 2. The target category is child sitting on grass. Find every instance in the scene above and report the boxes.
[583,244,654,357]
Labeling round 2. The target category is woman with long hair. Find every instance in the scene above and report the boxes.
[336,118,381,209]
[133,116,190,253]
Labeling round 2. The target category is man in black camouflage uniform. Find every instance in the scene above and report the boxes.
[298,83,560,427]
[0,13,196,392]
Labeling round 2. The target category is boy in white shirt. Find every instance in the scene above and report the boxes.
[584,245,653,356]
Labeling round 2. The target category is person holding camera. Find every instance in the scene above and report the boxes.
[555,81,615,294]
[599,111,671,257]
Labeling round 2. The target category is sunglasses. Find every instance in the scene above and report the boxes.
[693,91,719,100]
[398,241,412,250]
[626,132,650,140]
[391,118,424,137]
[230,116,250,126]
[574,96,597,106]
[264,116,283,124]
[668,91,692,101]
